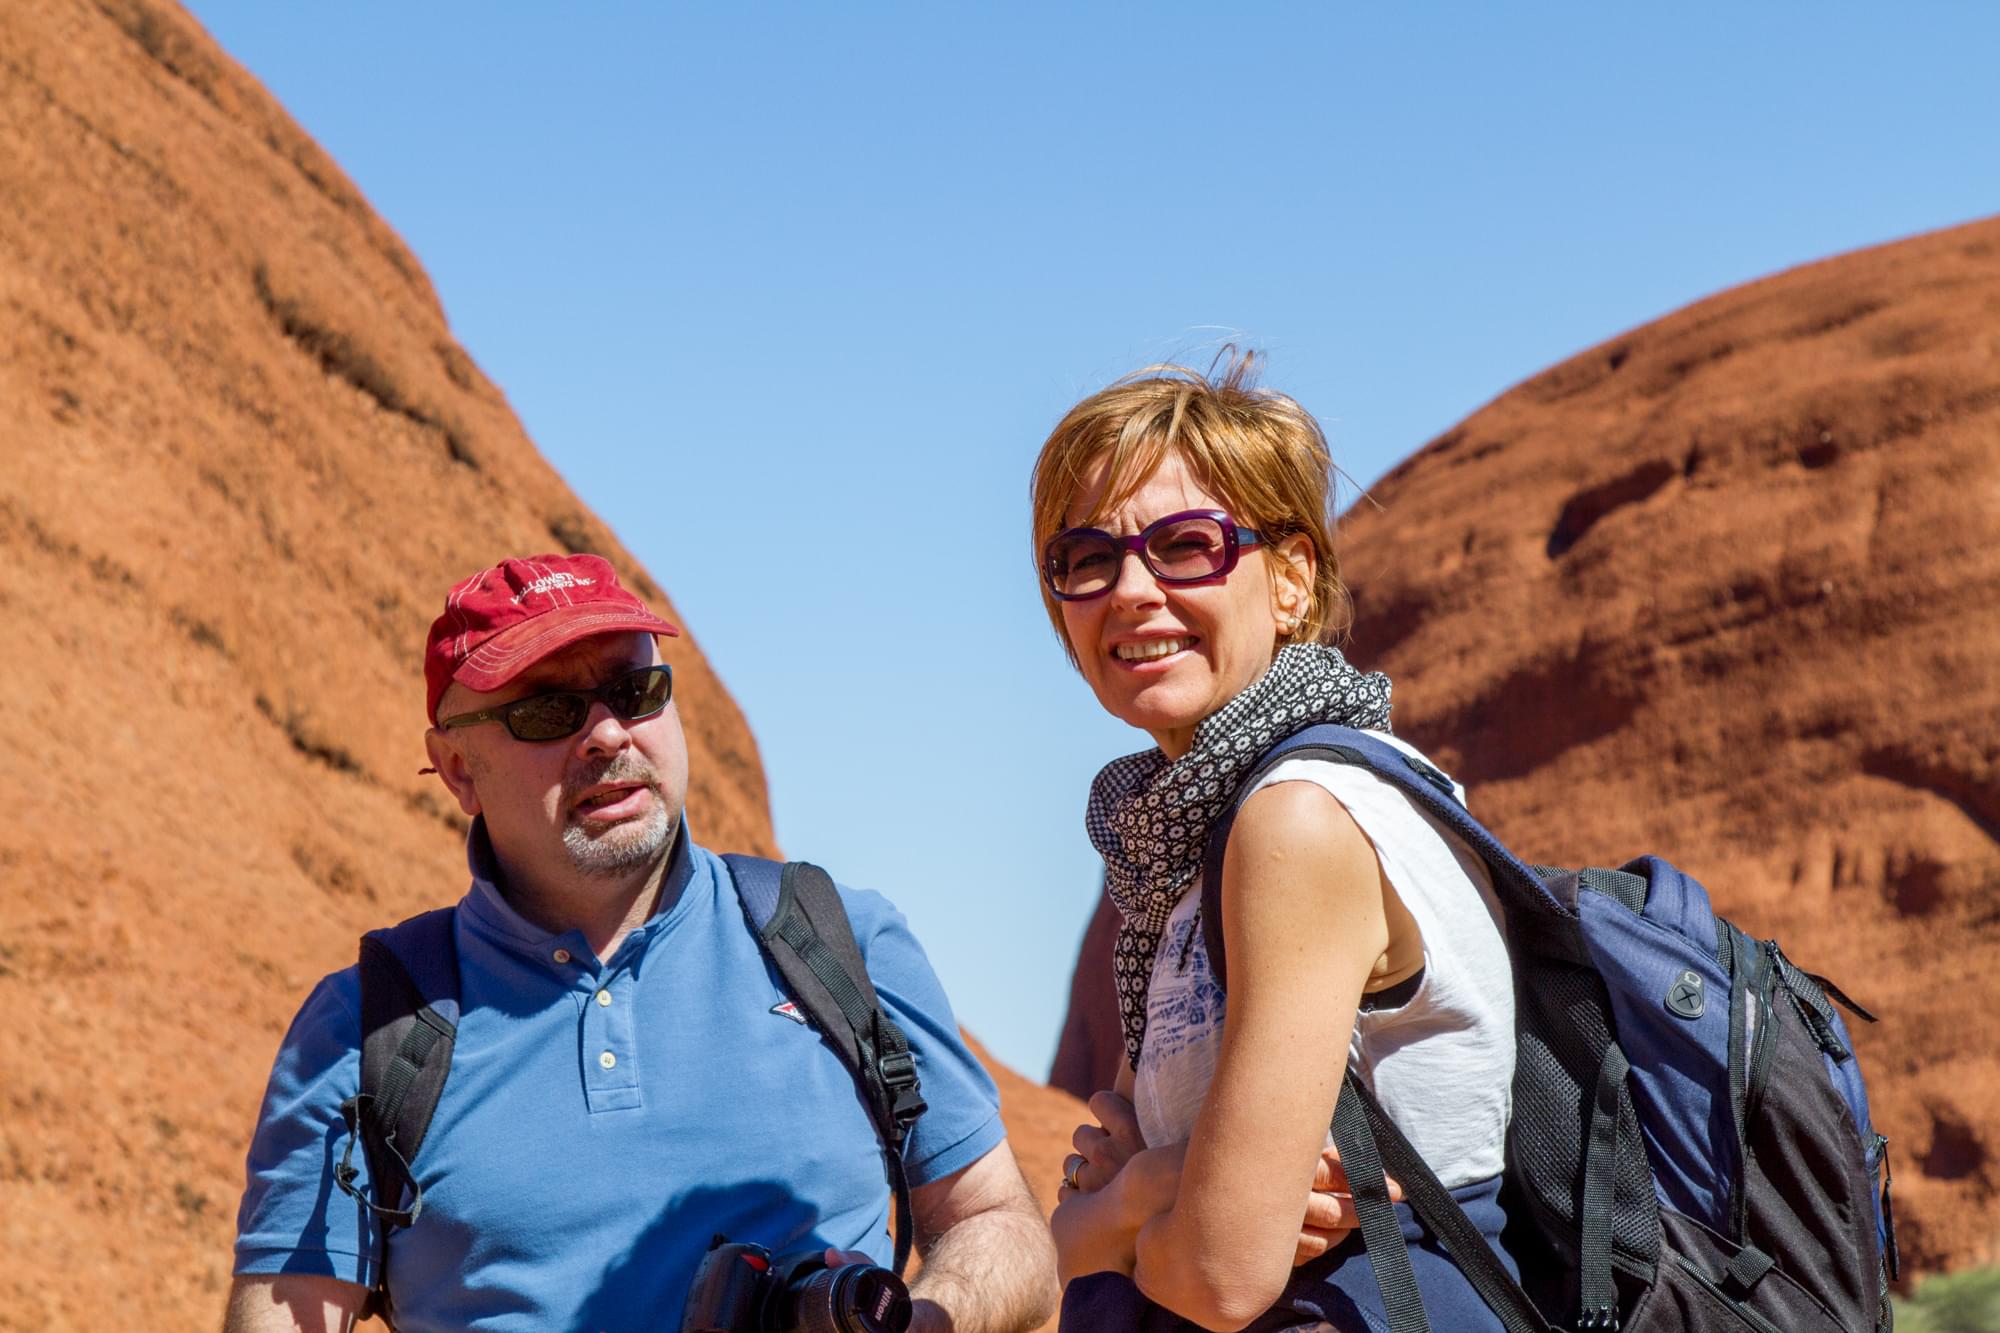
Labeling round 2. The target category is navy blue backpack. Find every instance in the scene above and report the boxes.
[1196,725,1897,1333]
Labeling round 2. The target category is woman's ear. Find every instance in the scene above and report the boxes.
[1271,533,1316,634]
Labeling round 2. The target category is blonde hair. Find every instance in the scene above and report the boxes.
[1028,350,1351,665]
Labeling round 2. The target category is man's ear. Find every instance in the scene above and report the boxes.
[1272,532,1317,630]
[424,728,483,818]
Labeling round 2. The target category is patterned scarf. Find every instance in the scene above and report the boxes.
[1086,642,1394,1072]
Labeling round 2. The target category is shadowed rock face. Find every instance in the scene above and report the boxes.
[1053,215,2000,1275]
[1049,887,1122,1101]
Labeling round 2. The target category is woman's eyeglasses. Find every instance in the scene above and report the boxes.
[438,664,674,742]
[1042,509,1263,602]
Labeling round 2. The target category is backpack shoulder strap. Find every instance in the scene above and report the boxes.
[1339,1072,1553,1333]
[334,906,460,1323]
[722,854,928,1276]
[1200,723,1561,989]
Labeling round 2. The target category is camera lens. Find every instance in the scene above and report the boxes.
[787,1262,912,1333]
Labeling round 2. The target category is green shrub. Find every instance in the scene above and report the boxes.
[1894,1265,2000,1333]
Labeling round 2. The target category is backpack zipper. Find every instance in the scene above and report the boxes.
[1672,1257,1786,1333]
[1745,943,1780,1127]
[1871,1132,1900,1283]
[1728,933,1778,1240]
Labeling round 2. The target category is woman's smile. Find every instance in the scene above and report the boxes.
[1110,634,1199,667]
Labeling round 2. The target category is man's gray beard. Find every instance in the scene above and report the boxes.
[559,756,675,878]
[561,801,674,877]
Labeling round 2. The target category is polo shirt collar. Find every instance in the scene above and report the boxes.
[457,817,701,967]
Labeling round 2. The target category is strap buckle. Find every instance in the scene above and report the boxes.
[879,1049,917,1089]
[879,1050,927,1134]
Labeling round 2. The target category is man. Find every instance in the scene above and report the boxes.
[226,554,1057,1332]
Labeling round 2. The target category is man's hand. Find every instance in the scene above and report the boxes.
[905,1141,1058,1333]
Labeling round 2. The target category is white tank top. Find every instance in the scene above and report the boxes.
[1131,732,1515,1189]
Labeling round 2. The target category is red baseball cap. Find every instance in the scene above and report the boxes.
[424,554,680,722]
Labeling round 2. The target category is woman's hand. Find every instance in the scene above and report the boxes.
[1293,1144,1404,1266]
[1057,1092,1399,1268]
[1060,1090,1148,1201]
[1053,1086,1170,1283]
[1113,1142,1187,1218]
[1051,1138,1188,1283]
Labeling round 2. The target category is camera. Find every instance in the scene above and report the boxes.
[680,1236,913,1333]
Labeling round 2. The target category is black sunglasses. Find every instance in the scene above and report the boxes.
[438,664,674,742]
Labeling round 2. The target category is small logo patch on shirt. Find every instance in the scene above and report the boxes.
[771,1000,808,1025]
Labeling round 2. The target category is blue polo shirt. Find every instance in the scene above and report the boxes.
[233,826,1004,1331]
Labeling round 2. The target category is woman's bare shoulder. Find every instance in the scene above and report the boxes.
[1229,777,1373,875]
[1229,770,1423,995]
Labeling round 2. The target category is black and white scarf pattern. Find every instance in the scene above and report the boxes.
[1086,643,1394,1073]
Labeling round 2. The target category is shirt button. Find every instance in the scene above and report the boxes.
[596,989,613,1007]
[598,1050,617,1070]
[552,948,571,964]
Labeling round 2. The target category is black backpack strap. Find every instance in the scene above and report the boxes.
[1199,727,1553,1333]
[1330,1080,1431,1332]
[335,907,460,1325]
[1343,1074,1553,1333]
[1577,1043,1632,1330]
[723,854,928,1276]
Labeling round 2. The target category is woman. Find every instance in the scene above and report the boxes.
[1036,355,1517,1331]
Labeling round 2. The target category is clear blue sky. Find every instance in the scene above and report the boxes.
[185,2,1998,1077]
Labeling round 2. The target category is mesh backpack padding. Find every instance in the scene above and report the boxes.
[1507,932,1662,1282]
[1742,1004,1885,1329]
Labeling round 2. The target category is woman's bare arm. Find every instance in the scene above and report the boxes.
[1130,780,1391,1330]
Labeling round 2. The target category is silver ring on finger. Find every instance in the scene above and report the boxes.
[1062,1153,1083,1192]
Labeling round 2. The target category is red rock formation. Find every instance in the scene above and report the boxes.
[1052,215,2000,1276]
[0,3,1077,1327]
[1049,887,1122,1100]
[1341,214,2000,1275]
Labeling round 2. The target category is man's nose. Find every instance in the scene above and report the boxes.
[573,701,631,757]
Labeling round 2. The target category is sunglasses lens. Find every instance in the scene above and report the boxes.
[607,666,673,720]
[1143,516,1228,581]
[504,691,591,741]
[1045,532,1121,598]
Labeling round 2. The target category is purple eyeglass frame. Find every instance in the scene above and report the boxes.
[1042,508,1265,601]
